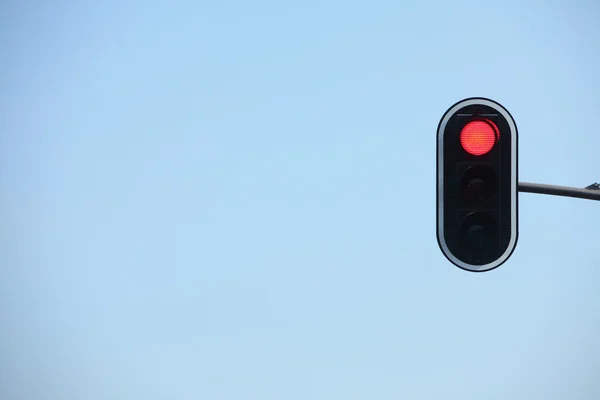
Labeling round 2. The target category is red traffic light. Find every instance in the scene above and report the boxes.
[437,97,519,272]
[460,120,499,156]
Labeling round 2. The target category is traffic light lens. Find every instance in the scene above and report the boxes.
[459,212,499,264]
[460,165,497,204]
[466,224,489,249]
[460,120,498,156]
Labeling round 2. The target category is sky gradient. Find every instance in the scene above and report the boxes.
[2,1,600,399]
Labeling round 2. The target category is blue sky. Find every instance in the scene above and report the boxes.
[1,1,600,399]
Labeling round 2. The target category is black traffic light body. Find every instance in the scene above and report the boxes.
[436,98,518,272]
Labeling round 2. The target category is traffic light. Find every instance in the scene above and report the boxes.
[436,97,518,272]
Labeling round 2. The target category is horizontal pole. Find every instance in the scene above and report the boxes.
[518,182,600,201]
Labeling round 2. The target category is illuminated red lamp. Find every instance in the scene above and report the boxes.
[460,120,499,156]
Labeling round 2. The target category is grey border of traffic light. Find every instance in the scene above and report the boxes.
[436,97,519,273]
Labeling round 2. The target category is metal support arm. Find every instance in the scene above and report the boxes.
[518,182,600,201]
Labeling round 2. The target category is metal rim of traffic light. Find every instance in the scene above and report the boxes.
[436,97,519,272]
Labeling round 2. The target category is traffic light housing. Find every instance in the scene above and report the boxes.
[436,98,518,272]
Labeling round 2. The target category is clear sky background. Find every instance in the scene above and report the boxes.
[1,1,600,399]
